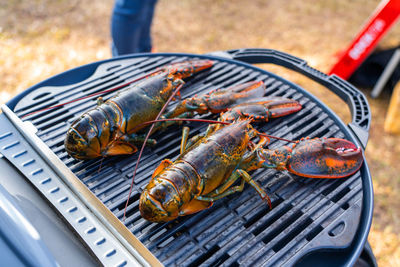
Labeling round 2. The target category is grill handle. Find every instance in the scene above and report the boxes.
[222,48,371,148]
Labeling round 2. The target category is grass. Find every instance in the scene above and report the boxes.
[1,0,399,265]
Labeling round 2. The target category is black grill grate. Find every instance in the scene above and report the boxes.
[14,55,362,266]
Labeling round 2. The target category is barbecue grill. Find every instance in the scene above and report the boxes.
[0,48,374,266]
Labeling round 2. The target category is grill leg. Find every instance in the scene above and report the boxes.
[355,242,377,267]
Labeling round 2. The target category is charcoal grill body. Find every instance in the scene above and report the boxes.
[0,49,373,266]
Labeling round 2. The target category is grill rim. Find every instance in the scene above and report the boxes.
[6,49,373,266]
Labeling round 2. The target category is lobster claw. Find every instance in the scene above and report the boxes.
[161,60,214,79]
[287,138,364,178]
[223,96,302,122]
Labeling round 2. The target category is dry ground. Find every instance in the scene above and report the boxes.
[1,0,399,265]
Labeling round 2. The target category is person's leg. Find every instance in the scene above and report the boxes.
[138,0,157,53]
[111,0,144,56]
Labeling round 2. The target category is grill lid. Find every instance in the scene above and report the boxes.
[7,49,372,266]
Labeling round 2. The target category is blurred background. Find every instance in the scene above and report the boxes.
[0,0,399,265]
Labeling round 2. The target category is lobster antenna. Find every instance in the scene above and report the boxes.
[21,69,160,119]
[259,133,297,143]
[97,157,105,174]
[129,118,230,133]
[123,83,184,221]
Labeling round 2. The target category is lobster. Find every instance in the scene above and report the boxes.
[139,116,363,222]
[64,60,302,160]
[64,60,214,160]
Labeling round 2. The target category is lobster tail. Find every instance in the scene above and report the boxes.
[65,103,121,160]
[140,160,201,222]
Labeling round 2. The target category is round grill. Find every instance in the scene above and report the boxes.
[10,49,373,266]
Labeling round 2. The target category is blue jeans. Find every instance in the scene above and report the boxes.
[111,0,157,56]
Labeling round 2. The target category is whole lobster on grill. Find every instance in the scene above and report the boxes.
[139,114,363,222]
[64,60,302,160]
[64,60,213,160]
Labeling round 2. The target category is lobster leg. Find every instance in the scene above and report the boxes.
[184,133,207,153]
[179,123,222,153]
[197,170,245,200]
[197,169,271,209]
[180,127,190,154]
[119,133,157,146]
[237,169,271,208]
[196,171,245,202]
[177,126,207,154]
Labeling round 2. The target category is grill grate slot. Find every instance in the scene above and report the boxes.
[272,217,313,252]
[13,55,363,266]
[189,245,223,267]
